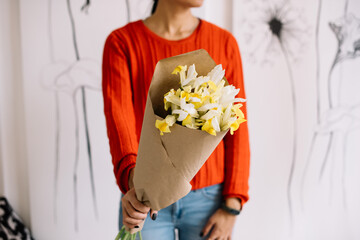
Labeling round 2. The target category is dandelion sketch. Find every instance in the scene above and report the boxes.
[236,0,310,224]
[302,0,360,209]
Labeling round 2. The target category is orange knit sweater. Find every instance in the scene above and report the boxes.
[102,19,250,204]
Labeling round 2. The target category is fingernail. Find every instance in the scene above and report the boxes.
[200,232,204,237]
[151,213,157,220]
[134,226,139,228]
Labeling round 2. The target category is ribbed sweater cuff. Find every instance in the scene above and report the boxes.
[223,194,248,207]
[118,154,137,194]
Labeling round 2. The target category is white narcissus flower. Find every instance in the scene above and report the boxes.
[219,85,246,108]
[172,109,189,121]
[164,89,181,110]
[207,64,225,85]
[193,76,210,88]
[200,109,221,120]
[180,97,198,118]
[211,116,221,132]
[182,64,198,87]
[220,105,233,130]
[197,103,220,112]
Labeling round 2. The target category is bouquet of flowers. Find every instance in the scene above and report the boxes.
[115,49,246,239]
[155,63,246,136]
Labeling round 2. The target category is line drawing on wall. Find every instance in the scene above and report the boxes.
[66,0,99,230]
[237,0,310,225]
[302,0,360,210]
[40,0,132,231]
[41,0,102,230]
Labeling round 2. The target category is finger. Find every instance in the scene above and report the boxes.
[207,226,222,240]
[122,208,141,229]
[201,220,214,237]
[150,209,158,220]
[128,194,150,213]
[122,220,139,229]
[123,201,148,220]
[122,207,143,226]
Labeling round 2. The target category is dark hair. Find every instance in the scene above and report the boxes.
[151,0,159,14]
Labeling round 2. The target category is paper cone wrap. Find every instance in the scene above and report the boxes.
[133,49,229,214]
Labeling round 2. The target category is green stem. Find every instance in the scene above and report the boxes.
[114,226,142,240]
[115,226,125,240]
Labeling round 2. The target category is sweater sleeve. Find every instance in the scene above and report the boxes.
[102,33,138,194]
[222,35,251,205]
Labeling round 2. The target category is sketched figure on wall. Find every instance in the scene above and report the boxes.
[66,0,100,230]
[302,0,360,209]
[41,0,132,231]
[41,0,101,231]
[237,0,310,224]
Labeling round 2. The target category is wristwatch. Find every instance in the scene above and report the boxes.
[220,199,242,216]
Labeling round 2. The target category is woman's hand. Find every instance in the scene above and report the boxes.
[121,188,150,229]
[201,198,241,240]
[122,169,158,229]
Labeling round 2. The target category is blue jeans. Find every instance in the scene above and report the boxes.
[119,184,223,240]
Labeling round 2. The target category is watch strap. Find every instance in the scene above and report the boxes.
[220,202,241,216]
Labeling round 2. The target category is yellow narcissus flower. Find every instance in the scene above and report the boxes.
[208,80,218,92]
[189,93,202,109]
[172,65,187,85]
[155,115,176,135]
[180,91,191,101]
[195,118,206,127]
[172,65,187,75]
[202,118,217,136]
[230,118,247,135]
[182,115,192,126]
[182,85,192,93]
[182,115,198,129]
[232,104,245,118]
[229,104,247,135]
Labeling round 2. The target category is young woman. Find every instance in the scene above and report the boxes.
[102,0,250,239]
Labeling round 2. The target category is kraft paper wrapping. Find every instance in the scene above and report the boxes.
[129,49,229,234]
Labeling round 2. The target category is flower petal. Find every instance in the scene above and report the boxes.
[201,118,217,136]
[207,64,225,85]
[212,116,221,132]
[172,109,189,121]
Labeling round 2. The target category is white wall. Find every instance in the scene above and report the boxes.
[0,0,30,226]
[233,0,360,239]
[1,0,360,239]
